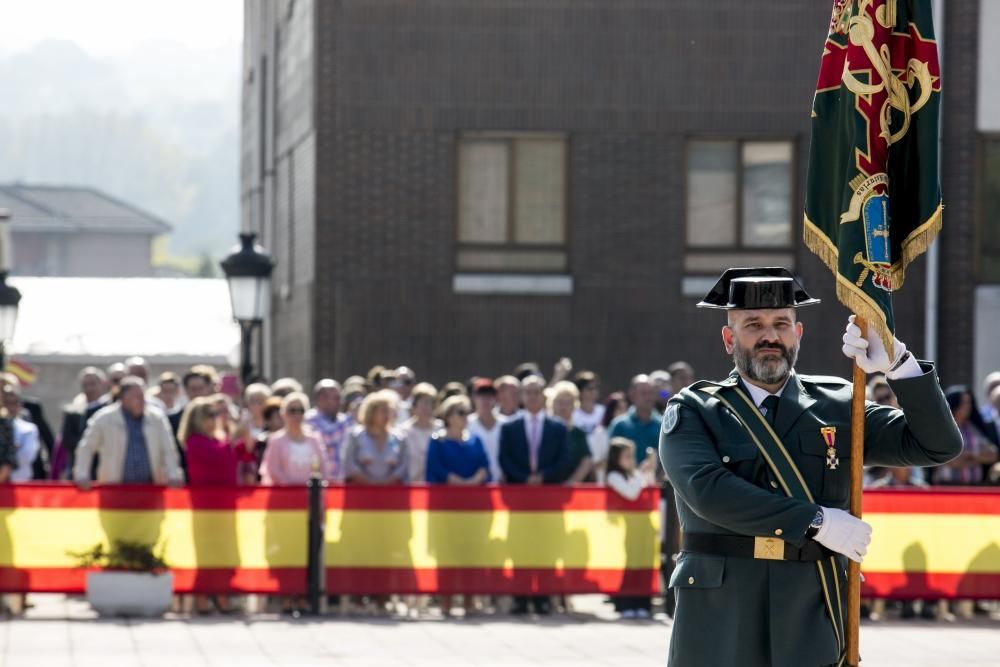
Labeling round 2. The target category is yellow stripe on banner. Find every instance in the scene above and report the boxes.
[324,510,660,569]
[865,514,1000,573]
[0,509,308,568]
[1,507,658,570]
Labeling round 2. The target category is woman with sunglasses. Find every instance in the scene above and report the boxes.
[177,396,241,614]
[179,397,239,486]
[260,392,329,485]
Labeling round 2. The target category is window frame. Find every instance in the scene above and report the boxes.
[454,131,571,275]
[683,135,799,254]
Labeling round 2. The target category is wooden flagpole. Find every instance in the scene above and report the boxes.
[846,316,867,666]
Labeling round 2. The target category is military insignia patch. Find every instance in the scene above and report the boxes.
[663,404,680,434]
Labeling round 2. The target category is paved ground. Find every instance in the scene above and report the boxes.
[0,595,998,666]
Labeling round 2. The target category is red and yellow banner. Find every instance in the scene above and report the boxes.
[0,484,659,595]
[0,484,308,594]
[862,488,1000,600]
[323,486,660,595]
[4,485,993,599]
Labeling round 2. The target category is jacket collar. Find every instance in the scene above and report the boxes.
[728,369,816,438]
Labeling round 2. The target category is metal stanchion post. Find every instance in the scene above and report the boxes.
[307,472,327,615]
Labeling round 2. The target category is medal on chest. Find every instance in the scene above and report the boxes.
[820,426,839,470]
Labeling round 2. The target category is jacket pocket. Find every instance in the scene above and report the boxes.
[669,553,725,589]
[799,425,850,504]
[717,441,757,466]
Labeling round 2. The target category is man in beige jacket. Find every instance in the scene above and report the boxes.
[73,376,184,488]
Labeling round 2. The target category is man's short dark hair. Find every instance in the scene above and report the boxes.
[118,376,146,399]
[514,362,543,382]
[573,370,599,391]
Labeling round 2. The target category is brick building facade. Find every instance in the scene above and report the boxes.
[242,0,985,391]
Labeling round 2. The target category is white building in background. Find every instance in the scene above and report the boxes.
[8,277,239,418]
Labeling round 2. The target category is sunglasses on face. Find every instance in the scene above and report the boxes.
[453,410,469,418]
[286,407,306,415]
[205,410,220,419]
[874,394,893,404]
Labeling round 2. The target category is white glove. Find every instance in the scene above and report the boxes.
[841,315,921,379]
[813,507,873,563]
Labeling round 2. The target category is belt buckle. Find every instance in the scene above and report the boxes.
[753,536,785,561]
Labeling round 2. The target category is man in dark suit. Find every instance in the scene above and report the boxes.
[58,367,110,479]
[499,374,572,615]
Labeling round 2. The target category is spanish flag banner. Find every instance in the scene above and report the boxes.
[0,485,309,594]
[323,486,660,595]
[804,0,942,354]
[862,489,1000,600]
[0,484,660,595]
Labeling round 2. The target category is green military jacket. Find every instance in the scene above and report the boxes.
[659,362,962,667]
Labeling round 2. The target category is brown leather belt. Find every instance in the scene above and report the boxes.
[681,532,833,562]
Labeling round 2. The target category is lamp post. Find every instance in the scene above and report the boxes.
[220,233,274,386]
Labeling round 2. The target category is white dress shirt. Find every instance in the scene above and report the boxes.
[740,377,789,409]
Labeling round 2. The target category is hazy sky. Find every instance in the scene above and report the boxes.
[0,0,242,56]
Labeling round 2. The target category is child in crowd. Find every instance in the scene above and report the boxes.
[604,437,658,619]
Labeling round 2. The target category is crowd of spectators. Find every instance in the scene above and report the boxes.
[0,357,998,621]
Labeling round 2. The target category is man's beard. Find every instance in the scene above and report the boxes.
[733,339,798,385]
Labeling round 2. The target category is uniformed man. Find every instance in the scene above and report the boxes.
[659,267,962,667]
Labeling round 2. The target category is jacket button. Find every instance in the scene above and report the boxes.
[722,456,731,463]
[688,577,695,585]
[774,529,783,536]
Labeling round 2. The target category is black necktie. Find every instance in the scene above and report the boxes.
[761,395,780,428]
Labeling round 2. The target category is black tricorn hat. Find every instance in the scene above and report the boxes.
[696,267,820,310]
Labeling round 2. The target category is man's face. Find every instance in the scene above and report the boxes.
[81,374,104,401]
[670,370,693,394]
[120,386,145,418]
[630,381,656,412]
[315,388,341,417]
[2,388,20,416]
[412,395,435,420]
[723,309,803,385]
[473,392,496,414]
[185,377,210,399]
[497,384,521,410]
[522,381,546,413]
[159,381,179,407]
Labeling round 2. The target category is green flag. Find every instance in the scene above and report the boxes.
[804,0,942,355]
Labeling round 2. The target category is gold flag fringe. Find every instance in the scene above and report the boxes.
[803,202,944,358]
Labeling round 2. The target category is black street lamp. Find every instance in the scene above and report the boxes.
[220,233,274,386]
[0,271,21,370]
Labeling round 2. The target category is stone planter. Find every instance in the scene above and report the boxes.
[86,571,174,617]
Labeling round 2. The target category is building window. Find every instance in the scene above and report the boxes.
[982,137,1000,283]
[686,139,794,249]
[457,134,567,273]
[682,139,795,287]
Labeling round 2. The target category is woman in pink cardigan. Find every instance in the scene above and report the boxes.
[260,392,329,485]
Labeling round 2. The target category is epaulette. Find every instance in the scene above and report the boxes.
[798,373,851,387]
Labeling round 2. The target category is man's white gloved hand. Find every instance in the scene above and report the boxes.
[841,314,902,374]
[841,315,921,379]
[813,507,872,563]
